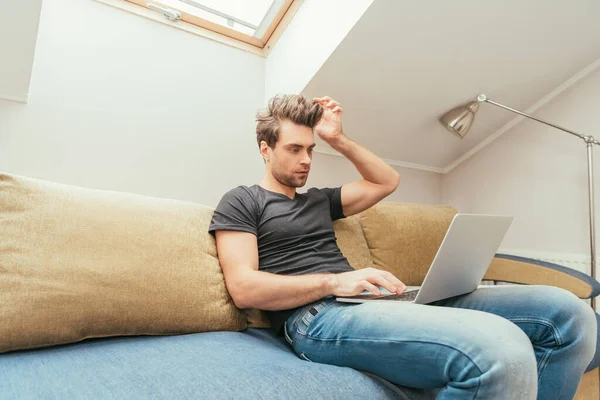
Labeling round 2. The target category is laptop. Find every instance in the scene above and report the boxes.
[335,213,513,305]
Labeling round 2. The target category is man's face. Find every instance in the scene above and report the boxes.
[267,119,315,188]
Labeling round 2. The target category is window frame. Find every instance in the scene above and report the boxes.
[95,0,302,56]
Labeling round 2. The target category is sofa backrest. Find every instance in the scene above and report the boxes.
[357,202,458,285]
[0,172,245,354]
[1,172,459,344]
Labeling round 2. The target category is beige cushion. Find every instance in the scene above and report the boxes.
[333,215,374,270]
[359,202,458,285]
[245,308,271,329]
[0,172,245,354]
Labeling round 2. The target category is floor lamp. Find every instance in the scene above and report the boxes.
[439,94,599,309]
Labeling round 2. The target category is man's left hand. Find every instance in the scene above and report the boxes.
[313,96,344,145]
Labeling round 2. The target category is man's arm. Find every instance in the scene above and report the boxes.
[313,96,400,217]
[216,230,406,310]
[331,136,400,217]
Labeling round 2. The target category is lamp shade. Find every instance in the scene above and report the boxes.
[439,100,479,138]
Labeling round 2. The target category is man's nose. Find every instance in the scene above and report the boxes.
[301,152,311,165]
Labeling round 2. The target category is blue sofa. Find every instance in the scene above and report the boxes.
[1,329,442,399]
[2,306,598,399]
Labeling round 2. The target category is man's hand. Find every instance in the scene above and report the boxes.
[330,267,407,297]
[313,96,344,146]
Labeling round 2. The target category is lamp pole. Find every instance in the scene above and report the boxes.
[477,94,598,310]
[586,139,596,311]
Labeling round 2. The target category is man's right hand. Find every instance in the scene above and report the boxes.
[330,267,407,297]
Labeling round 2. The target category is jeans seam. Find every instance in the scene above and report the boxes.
[535,348,552,375]
[283,322,293,345]
[508,316,563,377]
[508,317,564,346]
[301,336,483,398]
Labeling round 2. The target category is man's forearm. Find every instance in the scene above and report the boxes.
[233,270,336,310]
[328,135,399,188]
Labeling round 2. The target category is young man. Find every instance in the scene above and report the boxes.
[209,94,596,399]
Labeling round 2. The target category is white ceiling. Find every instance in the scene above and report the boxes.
[302,0,600,172]
[0,0,42,102]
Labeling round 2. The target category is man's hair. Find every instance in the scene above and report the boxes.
[255,94,323,149]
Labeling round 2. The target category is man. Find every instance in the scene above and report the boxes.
[209,94,596,399]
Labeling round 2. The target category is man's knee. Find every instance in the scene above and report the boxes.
[461,314,538,396]
[555,287,597,362]
[530,286,596,349]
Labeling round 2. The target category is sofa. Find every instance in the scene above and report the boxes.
[1,171,598,400]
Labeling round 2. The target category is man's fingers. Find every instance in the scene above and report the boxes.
[377,271,406,293]
[313,97,341,112]
[381,271,406,289]
[369,275,397,295]
[314,97,334,106]
[361,280,381,296]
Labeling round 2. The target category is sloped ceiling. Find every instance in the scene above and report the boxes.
[302,0,600,172]
[0,0,43,103]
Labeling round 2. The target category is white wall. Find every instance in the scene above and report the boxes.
[0,0,441,210]
[306,153,441,205]
[441,66,600,274]
[0,0,42,102]
[0,0,265,207]
[264,0,374,101]
[265,0,440,205]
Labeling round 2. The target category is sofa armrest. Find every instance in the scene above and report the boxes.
[484,254,600,299]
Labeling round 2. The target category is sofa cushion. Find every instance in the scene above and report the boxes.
[0,328,439,399]
[0,172,245,354]
[358,203,458,285]
[333,215,374,270]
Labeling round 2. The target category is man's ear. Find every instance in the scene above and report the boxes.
[260,141,270,162]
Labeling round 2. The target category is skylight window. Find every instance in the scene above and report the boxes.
[125,0,295,49]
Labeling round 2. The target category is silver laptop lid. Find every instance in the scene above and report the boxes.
[414,213,513,305]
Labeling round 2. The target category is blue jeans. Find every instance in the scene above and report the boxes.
[283,285,597,400]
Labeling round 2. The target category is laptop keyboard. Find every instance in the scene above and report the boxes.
[377,289,419,301]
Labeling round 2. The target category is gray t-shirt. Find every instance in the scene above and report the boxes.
[208,184,353,334]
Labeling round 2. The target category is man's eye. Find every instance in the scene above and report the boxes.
[291,148,299,153]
